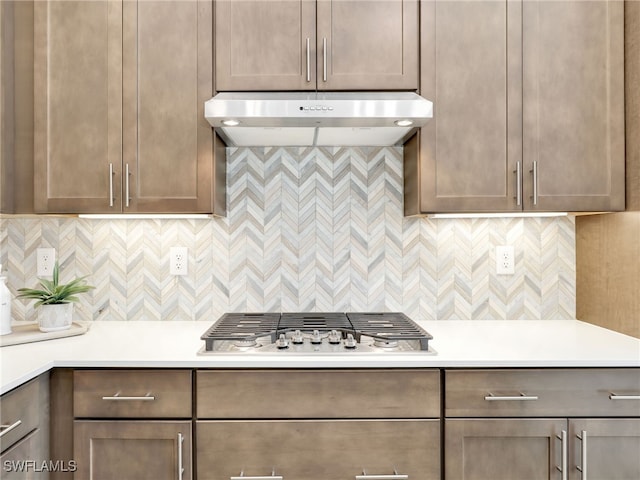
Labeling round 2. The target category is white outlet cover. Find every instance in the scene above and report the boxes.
[496,245,515,275]
[37,248,56,278]
[170,247,188,276]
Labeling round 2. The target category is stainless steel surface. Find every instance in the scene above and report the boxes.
[0,420,22,439]
[177,432,184,479]
[355,472,408,480]
[306,38,311,83]
[515,161,522,206]
[204,92,433,147]
[101,395,156,401]
[576,430,587,479]
[557,430,567,480]
[532,161,538,206]
[109,163,114,207]
[125,163,130,208]
[323,37,327,82]
[230,472,283,480]
[608,394,640,400]
[484,393,539,401]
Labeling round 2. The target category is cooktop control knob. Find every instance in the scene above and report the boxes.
[344,333,357,349]
[311,329,322,344]
[328,329,341,344]
[276,333,289,349]
[291,329,304,344]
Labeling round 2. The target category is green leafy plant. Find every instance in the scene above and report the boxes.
[17,261,95,307]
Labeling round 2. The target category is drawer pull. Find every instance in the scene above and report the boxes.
[0,420,22,438]
[356,470,408,480]
[177,432,184,479]
[555,430,567,480]
[101,393,155,401]
[230,470,283,480]
[576,430,587,479]
[484,392,539,401]
[609,393,640,400]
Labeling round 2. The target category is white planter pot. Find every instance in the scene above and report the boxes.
[38,303,73,332]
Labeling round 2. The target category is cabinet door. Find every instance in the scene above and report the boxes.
[569,419,640,480]
[123,0,215,213]
[74,421,192,480]
[34,0,123,213]
[197,420,440,480]
[0,429,48,480]
[445,418,567,480]
[317,0,418,90]
[522,0,625,211]
[215,0,316,91]
[405,0,522,215]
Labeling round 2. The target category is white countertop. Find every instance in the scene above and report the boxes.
[1,319,639,395]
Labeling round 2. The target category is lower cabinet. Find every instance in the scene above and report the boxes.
[73,421,192,480]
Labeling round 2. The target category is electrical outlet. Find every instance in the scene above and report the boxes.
[170,247,188,276]
[496,245,515,275]
[37,248,56,277]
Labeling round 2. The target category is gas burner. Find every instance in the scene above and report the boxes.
[200,312,434,354]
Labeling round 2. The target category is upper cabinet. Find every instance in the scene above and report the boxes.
[34,0,225,215]
[215,0,419,91]
[405,0,625,215]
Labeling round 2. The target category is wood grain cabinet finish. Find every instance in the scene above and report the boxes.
[73,370,192,419]
[74,421,192,480]
[215,0,418,91]
[0,429,47,480]
[407,0,624,215]
[197,368,440,418]
[197,419,440,480]
[34,0,223,214]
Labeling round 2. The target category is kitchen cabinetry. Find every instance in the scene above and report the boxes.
[195,369,441,480]
[72,369,192,479]
[215,0,418,91]
[0,374,50,480]
[34,0,224,214]
[405,0,624,215]
[445,369,640,480]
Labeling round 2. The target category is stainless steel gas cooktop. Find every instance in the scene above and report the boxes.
[199,312,435,355]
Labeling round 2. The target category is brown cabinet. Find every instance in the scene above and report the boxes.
[72,369,193,479]
[215,0,418,92]
[0,375,49,479]
[444,369,640,480]
[196,368,441,480]
[34,0,224,214]
[406,0,624,215]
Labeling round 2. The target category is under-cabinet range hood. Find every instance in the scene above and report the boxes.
[204,92,433,147]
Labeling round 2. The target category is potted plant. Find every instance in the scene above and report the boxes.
[17,261,94,332]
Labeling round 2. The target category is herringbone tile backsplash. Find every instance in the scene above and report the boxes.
[0,147,575,322]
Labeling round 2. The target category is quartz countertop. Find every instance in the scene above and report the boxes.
[1,319,639,395]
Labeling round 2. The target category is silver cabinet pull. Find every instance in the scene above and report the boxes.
[576,430,587,479]
[514,161,522,206]
[101,393,155,401]
[230,471,283,480]
[305,38,311,82]
[322,37,327,82]
[0,420,22,438]
[177,432,184,479]
[125,163,131,208]
[109,163,115,207]
[531,161,538,206]
[356,474,408,480]
[555,430,567,480]
[609,393,640,400]
[484,392,539,401]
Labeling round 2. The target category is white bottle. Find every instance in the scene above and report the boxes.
[0,264,12,335]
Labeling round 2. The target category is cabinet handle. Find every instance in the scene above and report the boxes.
[576,430,587,479]
[125,163,130,208]
[109,163,115,207]
[356,473,408,480]
[609,393,640,400]
[555,430,567,480]
[531,161,538,206]
[177,432,184,479]
[0,420,22,438]
[322,37,327,82]
[484,392,539,401]
[514,161,522,206]
[306,38,311,82]
[230,472,283,480]
[101,393,155,401]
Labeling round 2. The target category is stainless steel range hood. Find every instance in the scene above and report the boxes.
[204,92,433,147]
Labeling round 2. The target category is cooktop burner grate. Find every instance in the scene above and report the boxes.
[346,312,433,350]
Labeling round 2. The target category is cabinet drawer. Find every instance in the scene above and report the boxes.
[197,419,440,480]
[0,377,41,453]
[446,369,640,417]
[197,369,440,418]
[74,370,192,418]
